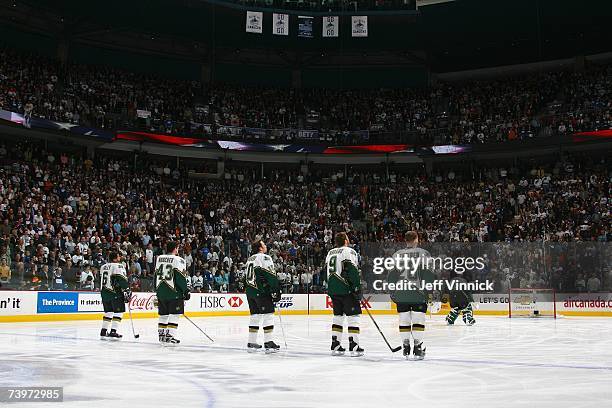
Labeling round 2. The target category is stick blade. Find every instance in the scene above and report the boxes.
[391,346,402,353]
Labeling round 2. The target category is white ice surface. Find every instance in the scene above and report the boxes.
[1,315,611,408]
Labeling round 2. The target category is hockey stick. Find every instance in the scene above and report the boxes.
[127,303,140,339]
[183,314,214,343]
[361,296,402,353]
[276,304,288,349]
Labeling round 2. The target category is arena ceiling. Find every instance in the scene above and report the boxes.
[1,0,611,72]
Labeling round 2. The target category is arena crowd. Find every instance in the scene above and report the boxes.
[0,138,608,295]
[1,47,610,146]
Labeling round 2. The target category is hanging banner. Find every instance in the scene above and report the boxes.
[298,16,314,38]
[351,16,368,37]
[322,16,339,37]
[273,13,289,36]
[136,109,151,118]
[245,11,263,33]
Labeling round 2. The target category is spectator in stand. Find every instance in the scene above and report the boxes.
[202,264,214,292]
[586,274,601,293]
[192,271,204,293]
[0,258,10,284]
[292,273,300,294]
[214,270,228,293]
[145,243,155,274]
[575,274,586,292]
[49,268,64,290]
[300,269,313,293]
[80,266,95,290]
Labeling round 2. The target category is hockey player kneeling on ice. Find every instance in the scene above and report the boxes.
[155,241,190,345]
[245,240,281,353]
[99,251,131,340]
[445,274,476,326]
[325,232,364,357]
[388,231,435,360]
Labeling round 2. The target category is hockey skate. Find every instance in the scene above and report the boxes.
[413,341,426,360]
[100,329,109,340]
[264,341,280,354]
[164,335,181,346]
[158,329,167,343]
[348,337,364,357]
[107,329,122,340]
[331,336,346,356]
[402,339,411,360]
[247,343,262,353]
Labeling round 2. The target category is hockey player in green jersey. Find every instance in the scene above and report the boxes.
[245,240,281,353]
[445,272,476,326]
[325,232,364,357]
[387,231,435,360]
[155,241,190,344]
[99,251,131,340]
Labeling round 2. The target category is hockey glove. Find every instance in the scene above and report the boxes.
[271,291,282,303]
[352,288,363,302]
[123,288,132,302]
[184,291,191,301]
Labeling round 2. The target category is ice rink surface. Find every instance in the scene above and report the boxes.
[1,314,611,408]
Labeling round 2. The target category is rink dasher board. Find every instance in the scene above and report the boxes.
[1,291,612,322]
[0,292,392,322]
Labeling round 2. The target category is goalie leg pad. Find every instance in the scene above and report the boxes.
[446,307,460,325]
[462,304,476,325]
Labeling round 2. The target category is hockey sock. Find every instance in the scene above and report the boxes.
[399,312,411,342]
[332,315,344,343]
[168,314,180,338]
[347,315,360,344]
[249,314,261,344]
[111,313,122,331]
[262,313,274,342]
[102,312,113,331]
[411,311,425,343]
[447,307,460,324]
[158,315,169,340]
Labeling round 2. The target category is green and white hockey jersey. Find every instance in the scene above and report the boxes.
[325,246,361,296]
[100,262,129,302]
[387,246,435,305]
[155,255,189,302]
[245,253,279,298]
